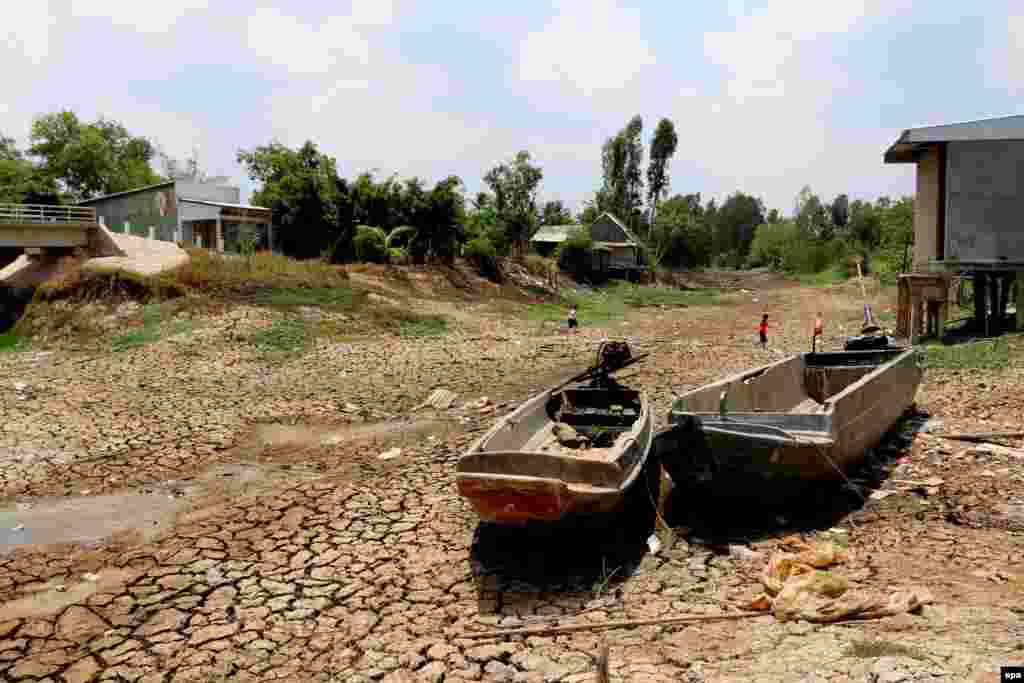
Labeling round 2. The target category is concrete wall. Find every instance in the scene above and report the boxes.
[945,140,1024,262]
[913,147,941,271]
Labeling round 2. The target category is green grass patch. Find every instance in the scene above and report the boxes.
[247,286,357,308]
[792,265,850,287]
[846,639,929,661]
[173,248,350,293]
[611,282,720,307]
[524,281,718,325]
[112,327,161,350]
[398,317,448,337]
[250,318,309,351]
[112,303,165,351]
[0,330,28,352]
[925,337,1010,370]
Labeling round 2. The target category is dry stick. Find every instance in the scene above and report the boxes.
[934,431,1024,442]
[457,611,766,640]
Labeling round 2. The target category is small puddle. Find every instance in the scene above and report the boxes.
[0,493,184,551]
[251,417,448,449]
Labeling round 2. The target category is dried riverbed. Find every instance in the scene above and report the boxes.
[0,276,1022,682]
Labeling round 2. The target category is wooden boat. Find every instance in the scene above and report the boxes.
[457,342,655,525]
[655,348,924,501]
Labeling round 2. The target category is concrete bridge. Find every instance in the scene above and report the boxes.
[0,203,96,250]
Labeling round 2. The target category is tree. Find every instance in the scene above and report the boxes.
[748,220,800,270]
[483,151,543,256]
[648,193,709,268]
[830,194,849,229]
[540,200,573,226]
[408,175,464,263]
[577,201,601,225]
[28,110,163,200]
[714,192,765,267]
[646,118,678,232]
[0,133,59,204]
[794,186,832,241]
[597,116,644,231]
[237,140,347,260]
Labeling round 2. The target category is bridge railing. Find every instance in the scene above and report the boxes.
[0,203,97,225]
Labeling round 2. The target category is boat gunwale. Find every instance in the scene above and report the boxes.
[459,382,654,494]
[668,347,921,425]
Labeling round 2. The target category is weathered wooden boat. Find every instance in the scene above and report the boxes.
[655,348,925,501]
[457,342,656,525]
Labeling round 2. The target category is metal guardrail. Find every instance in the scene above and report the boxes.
[0,203,97,225]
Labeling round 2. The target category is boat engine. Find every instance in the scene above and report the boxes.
[595,340,632,374]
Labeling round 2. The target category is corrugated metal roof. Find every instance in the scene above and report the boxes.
[179,197,271,212]
[884,114,1024,163]
[531,224,578,242]
[76,181,175,205]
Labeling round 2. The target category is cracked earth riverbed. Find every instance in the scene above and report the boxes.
[1,281,1023,682]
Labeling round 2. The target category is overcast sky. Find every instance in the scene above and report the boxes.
[2,1,1021,213]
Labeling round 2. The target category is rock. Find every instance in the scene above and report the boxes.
[378,447,402,460]
[871,656,908,683]
[728,544,760,561]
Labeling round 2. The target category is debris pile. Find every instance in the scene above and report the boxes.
[749,537,933,623]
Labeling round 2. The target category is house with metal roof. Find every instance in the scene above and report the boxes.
[531,212,645,275]
[78,178,273,253]
[884,113,1024,337]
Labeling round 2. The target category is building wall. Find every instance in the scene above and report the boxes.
[590,216,627,243]
[912,147,941,271]
[88,186,179,241]
[175,179,240,204]
[945,140,1024,262]
[607,246,637,268]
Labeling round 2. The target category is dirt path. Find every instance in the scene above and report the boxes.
[0,275,1021,682]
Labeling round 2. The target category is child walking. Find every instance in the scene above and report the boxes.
[758,313,769,351]
[568,305,578,333]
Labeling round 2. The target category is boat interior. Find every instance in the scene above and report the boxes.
[543,388,643,447]
[673,349,906,416]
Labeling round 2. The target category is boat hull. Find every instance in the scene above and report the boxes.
[457,385,655,526]
[457,475,625,525]
[658,348,924,501]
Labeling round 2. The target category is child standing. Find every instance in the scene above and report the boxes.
[568,305,578,333]
[758,313,769,351]
[812,312,824,352]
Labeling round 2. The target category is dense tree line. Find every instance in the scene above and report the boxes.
[0,109,914,279]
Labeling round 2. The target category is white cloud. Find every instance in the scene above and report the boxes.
[69,0,210,34]
[246,8,372,75]
[680,0,914,211]
[517,0,655,100]
[1005,15,1024,91]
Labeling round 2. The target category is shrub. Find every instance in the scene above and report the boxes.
[557,227,595,276]
[353,225,388,263]
[464,236,500,280]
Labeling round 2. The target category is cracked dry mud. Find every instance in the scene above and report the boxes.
[1,279,1023,682]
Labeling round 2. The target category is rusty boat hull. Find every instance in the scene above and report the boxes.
[457,383,655,526]
[656,348,924,502]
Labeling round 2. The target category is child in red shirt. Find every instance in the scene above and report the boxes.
[758,314,768,351]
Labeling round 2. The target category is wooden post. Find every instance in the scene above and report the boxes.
[216,216,224,252]
[988,274,999,336]
[1017,273,1024,332]
[974,273,987,335]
